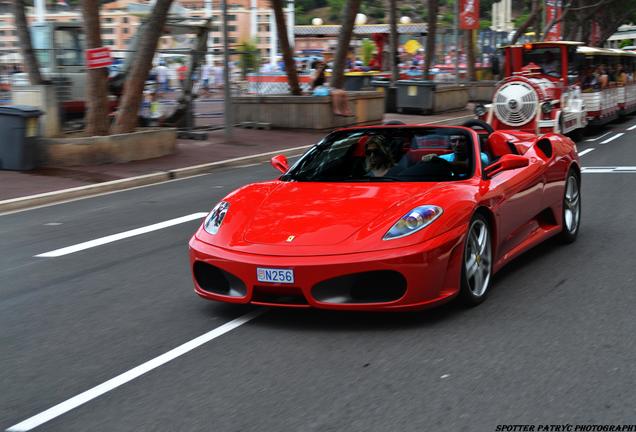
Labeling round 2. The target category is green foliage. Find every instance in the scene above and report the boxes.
[327,0,345,20]
[620,39,633,49]
[239,39,259,79]
[360,38,375,65]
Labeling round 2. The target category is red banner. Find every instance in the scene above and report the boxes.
[459,0,480,30]
[544,0,562,41]
[85,47,112,69]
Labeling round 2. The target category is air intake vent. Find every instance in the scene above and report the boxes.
[494,81,538,126]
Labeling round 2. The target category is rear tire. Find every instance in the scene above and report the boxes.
[558,170,581,243]
[459,213,493,306]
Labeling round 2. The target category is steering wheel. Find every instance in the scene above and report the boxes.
[427,155,463,178]
[461,119,494,135]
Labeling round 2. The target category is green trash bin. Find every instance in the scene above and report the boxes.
[0,105,42,170]
[396,80,437,114]
[371,79,397,113]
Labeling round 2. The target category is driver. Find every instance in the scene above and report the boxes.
[540,51,560,77]
[422,135,490,169]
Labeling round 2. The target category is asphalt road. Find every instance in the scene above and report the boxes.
[2,120,636,432]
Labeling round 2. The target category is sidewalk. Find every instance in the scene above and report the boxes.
[0,109,474,208]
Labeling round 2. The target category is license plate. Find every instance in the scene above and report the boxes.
[256,267,294,284]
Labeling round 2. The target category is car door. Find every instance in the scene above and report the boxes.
[481,155,546,261]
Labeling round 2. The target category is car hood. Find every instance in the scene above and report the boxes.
[197,181,475,256]
[243,182,430,246]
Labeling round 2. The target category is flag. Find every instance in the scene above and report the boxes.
[459,0,480,30]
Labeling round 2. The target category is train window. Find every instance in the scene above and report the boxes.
[54,29,85,66]
[522,47,561,78]
[31,26,51,69]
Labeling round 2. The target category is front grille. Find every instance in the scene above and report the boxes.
[311,270,407,304]
[193,261,247,297]
[252,285,309,307]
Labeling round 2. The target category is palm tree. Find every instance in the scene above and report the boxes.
[81,0,110,136]
[329,0,362,89]
[423,0,438,79]
[271,0,301,95]
[12,0,44,85]
[111,0,175,134]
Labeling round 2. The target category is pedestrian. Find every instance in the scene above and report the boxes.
[156,61,169,94]
[200,62,212,96]
[213,62,224,92]
[178,62,187,89]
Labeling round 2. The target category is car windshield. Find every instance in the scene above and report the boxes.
[282,127,477,182]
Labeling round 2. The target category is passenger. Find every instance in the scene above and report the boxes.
[616,64,628,85]
[422,135,490,169]
[364,135,395,177]
[580,66,599,91]
[597,65,609,89]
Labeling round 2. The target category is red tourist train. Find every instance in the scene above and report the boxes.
[476,41,636,136]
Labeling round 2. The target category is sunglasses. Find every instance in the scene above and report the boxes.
[366,148,383,157]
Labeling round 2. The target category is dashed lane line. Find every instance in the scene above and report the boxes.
[578,148,595,156]
[5,309,266,432]
[627,124,636,131]
[582,166,636,173]
[585,131,612,142]
[35,212,207,258]
[600,133,624,145]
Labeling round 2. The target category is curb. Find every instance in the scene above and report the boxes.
[0,145,312,214]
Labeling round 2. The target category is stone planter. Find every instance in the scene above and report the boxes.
[432,85,470,113]
[39,127,177,167]
[467,81,498,102]
[232,91,384,130]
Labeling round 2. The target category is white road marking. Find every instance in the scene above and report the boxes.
[44,222,63,226]
[585,131,611,142]
[582,166,636,173]
[235,163,261,168]
[578,148,595,156]
[600,133,624,144]
[5,309,266,432]
[35,212,207,258]
[627,124,636,131]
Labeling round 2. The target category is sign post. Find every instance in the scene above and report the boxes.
[85,47,113,69]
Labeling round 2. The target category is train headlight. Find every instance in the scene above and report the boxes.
[541,102,553,115]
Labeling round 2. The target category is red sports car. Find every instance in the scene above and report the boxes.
[189,124,581,310]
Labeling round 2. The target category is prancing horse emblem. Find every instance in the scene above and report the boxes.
[286,235,295,242]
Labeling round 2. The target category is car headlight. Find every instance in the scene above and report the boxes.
[203,201,229,235]
[383,205,443,240]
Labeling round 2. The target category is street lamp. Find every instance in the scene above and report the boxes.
[355,13,367,26]
[400,16,411,25]
[312,17,323,26]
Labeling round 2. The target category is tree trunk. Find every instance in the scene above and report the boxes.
[13,0,45,85]
[466,30,476,81]
[271,0,300,95]
[510,0,541,45]
[111,0,175,134]
[329,0,362,89]
[388,0,399,84]
[423,0,438,79]
[81,0,110,136]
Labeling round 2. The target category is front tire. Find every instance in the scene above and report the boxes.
[459,213,493,306]
[558,171,581,243]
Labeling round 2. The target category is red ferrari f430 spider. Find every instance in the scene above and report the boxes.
[189,123,581,310]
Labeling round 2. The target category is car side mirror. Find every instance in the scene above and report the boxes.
[484,154,529,178]
[271,154,289,174]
